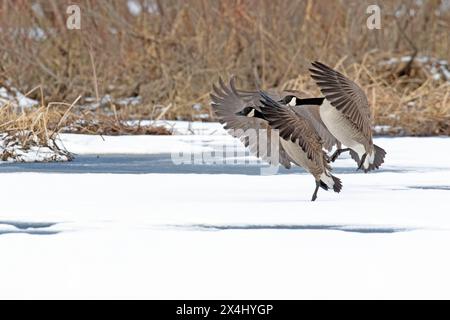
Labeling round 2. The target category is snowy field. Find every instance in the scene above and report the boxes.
[1,122,450,299]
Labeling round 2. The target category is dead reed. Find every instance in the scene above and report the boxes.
[0,92,76,161]
[0,0,449,135]
[60,109,172,135]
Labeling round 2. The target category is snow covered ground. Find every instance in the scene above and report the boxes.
[0,122,450,299]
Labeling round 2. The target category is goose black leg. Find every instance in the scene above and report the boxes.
[329,148,351,162]
[311,181,320,202]
[357,153,367,171]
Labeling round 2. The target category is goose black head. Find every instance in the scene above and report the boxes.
[279,96,326,107]
[236,106,255,117]
[279,95,299,107]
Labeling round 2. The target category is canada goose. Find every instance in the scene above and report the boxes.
[210,77,294,169]
[308,61,386,172]
[210,78,342,201]
[258,92,342,201]
[211,77,339,152]
[277,94,341,153]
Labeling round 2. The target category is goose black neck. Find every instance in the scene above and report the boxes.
[296,97,325,106]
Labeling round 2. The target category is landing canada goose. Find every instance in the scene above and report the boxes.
[210,78,342,201]
[211,77,339,154]
[307,61,386,172]
[210,77,295,169]
[258,92,342,201]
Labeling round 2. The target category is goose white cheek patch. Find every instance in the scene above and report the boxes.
[288,97,297,107]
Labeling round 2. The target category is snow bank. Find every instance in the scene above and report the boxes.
[0,134,72,163]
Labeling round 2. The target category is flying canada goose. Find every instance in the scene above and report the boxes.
[210,77,296,169]
[210,78,341,201]
[308,61,386,172]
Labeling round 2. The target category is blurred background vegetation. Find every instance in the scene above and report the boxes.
[0,0,449,135]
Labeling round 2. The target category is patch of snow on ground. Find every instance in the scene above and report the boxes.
[119,120,226,136]
[379,55,450,81]
[127,0,159,15]
[374,125,393,135]
[0,134,72,163]
[80,95,142,109]
[152,120,226,135]
[0,85,39,109]
[116,96,142,106]
[0,145,71,163]
[127,0,142,16]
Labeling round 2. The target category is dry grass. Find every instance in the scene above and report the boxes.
[60,109,172,135]
[0,92,171,160]
[0,95,75,160]
[0,101,171,137]
[0,0,449,135]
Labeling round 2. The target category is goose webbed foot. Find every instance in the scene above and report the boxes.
[329,148,351,162]
[311,181,320,202]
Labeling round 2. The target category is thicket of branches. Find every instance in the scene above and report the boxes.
[0,0,449,135]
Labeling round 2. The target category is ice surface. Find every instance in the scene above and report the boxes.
[1,124,450,299]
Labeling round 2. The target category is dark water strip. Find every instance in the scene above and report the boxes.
[171,223,415,234]
[0,221,59,236]
[0,154,407,175]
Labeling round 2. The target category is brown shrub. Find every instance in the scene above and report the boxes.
[0,0,449,135]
